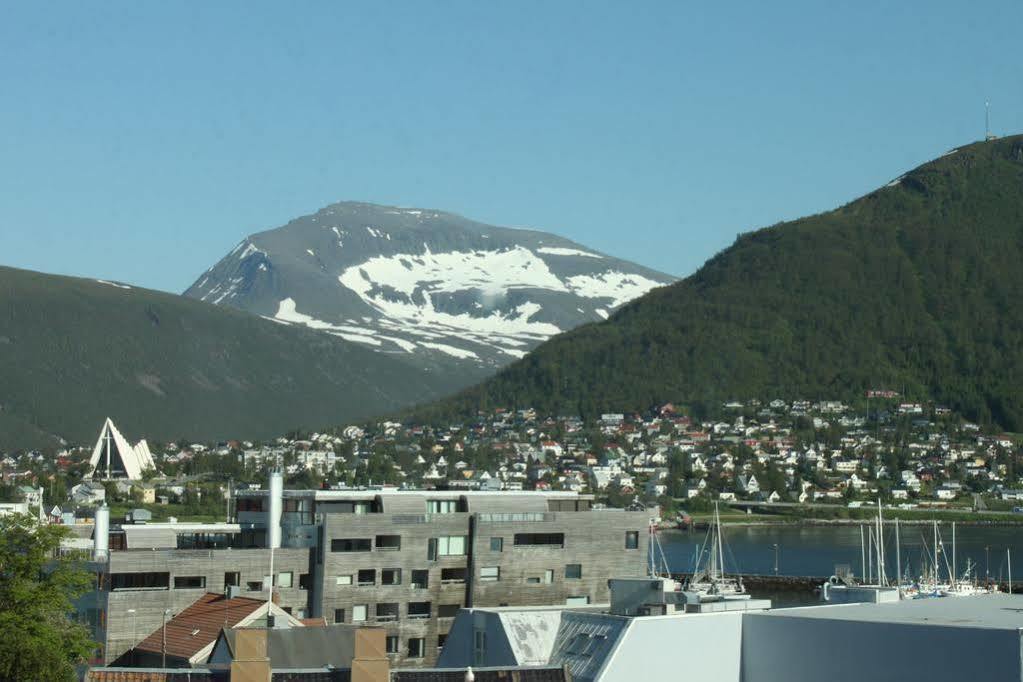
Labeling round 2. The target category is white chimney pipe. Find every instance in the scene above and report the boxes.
[268,471,283,550]
[93,504,110,561]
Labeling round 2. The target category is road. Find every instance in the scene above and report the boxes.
[723,500,1020,517]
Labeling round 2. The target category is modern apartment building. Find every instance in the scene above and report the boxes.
[83,474,652,667]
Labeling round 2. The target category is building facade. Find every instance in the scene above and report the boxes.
[85,482,652,667]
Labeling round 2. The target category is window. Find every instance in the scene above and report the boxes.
[334,608,345,624]
[411,570,429,589]
[438,603,460,618]
[236,497,263,512]
[566,596,591,606]
[429,535,467,559]
[408,601,431,619]
[331,538,372,552]
[625,531,639,550]
[382,568,401,585]
[514,533,564,547]
[246,581,263,592]
[526,577,541,584]
[480,566,500,582]
[111,572,169,591]
[336,575,353,586]
[441,567,467,584]
[386,635,400,654]
[543,569,554,584]
[376,603,399,622]
[277,571,293,588]
[565,564,582,579]
[490,537,503,552]
[299,573,311,590]
[352,605,367,622]
[224,572,241,587]
[173,576,206,589]
[427,499,459,514]
[375,535,401,551]
[438,634,448,649]
[358,569,376,586]
[408,637,426,658]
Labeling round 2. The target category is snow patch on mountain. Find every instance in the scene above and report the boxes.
[420,341,479,360]
[565,271,664,307]
[536,246,602,258]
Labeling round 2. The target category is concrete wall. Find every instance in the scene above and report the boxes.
[101,547,311,663]
[740,613,1023,682]
[317,509,649,667]
[599,613,744,682]
[473,511,649,609]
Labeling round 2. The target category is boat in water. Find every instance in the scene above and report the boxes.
[684,503,749,599]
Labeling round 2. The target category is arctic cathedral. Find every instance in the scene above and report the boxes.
[85,418,157,480]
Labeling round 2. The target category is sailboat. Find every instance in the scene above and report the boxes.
[914,521,997,598]
[684,502,749,598]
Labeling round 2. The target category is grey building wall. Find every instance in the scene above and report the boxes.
[316,508,649,666]
[93,494,649,668]
[100,547,310,663]
[740,614,1023,682]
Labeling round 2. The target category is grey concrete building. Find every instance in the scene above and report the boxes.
[83,479,651,668]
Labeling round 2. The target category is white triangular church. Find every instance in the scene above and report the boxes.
[87,418,157,480]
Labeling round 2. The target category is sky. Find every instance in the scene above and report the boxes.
[1,1,1021,293]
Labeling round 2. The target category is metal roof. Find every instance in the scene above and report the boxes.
[133,593,269,660]
[759,593,1023,630]
[547,612,630,682]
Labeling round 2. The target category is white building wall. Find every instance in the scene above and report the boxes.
[740,614,1022,682]
[598,613,743,682]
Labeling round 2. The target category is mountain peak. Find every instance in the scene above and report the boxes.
[185,203,674,374]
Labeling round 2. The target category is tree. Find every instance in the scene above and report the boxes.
[0,513,95,680]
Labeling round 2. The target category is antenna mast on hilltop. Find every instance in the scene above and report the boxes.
[986,101,997,141]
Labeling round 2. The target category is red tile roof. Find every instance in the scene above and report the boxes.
[134,593,267,661]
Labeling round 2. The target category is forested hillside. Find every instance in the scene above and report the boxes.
[0,266,461,449]
[411,135,1023,429]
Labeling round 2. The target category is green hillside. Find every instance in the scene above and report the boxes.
[411,135,1023,428]
[0,266,464,450]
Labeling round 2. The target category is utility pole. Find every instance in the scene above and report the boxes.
[1008,549,1013,594]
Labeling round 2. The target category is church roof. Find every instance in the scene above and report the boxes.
[87,418,157,480]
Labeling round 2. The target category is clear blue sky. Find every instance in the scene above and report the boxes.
[1,1,1020,293]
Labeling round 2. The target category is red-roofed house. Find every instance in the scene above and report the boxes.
[115,592,305,668]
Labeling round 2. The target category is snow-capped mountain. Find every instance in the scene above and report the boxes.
[185,202,674,372]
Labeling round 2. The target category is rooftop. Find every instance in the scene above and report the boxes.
[760,593,1023,630]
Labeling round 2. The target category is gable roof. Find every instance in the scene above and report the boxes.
[87,418,156,480]
[133,593,298,663]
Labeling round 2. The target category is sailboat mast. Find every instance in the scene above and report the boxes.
[867,527,874,583]
[860,524,866,582]
[716,503,726,581]
[945,527,953,588]
[877,499,886,585]
[933,521,938,587]
[895,516,902,598]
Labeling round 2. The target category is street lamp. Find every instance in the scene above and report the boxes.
[771,544,780,575]
[126,609,136,666]
[161,608,171,667]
